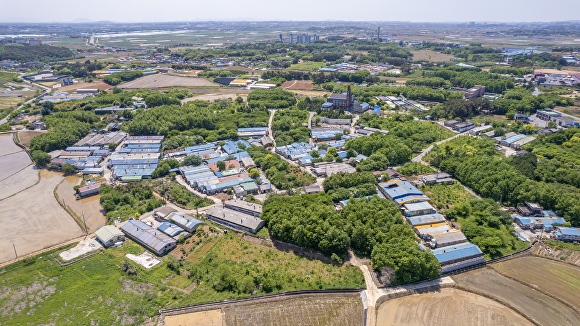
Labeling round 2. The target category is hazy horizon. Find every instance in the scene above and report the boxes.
[2,0,580,24]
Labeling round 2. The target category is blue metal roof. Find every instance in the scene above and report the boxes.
[504,134,527,144]
[120,220,176,253]
[432,242,483,264]
[378,180,430,205]
[406,213,447,226]
[157,222,184,237]
[556,227,580,236]
[205,151,250,164]
[222,140,251,155]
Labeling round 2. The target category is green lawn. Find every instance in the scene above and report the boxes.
[289,61,326,71]
[0,232,363,325]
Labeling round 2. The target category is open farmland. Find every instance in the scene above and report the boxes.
[55,82,111,93]
[164,310,223,326]
[411,49,454,62]
[281,80,314,90]
[0,169,83,263]
[493,256,580,311]
[55,176,107,233]
[16,130,46,149]
[0,134,38,200]
[120,74,219,89]
[452,267,580,326]
[376,288,532,326]
[223,294,363,326]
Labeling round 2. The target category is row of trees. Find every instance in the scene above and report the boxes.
[103,70,144,86]
[0,43,74,62]
[262,194,440,284]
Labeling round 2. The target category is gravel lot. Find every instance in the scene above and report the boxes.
[0,170,83,263]
[120,74,219,88]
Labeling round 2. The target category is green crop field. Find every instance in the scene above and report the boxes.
[0,232,363,325]
[289,61,326,71]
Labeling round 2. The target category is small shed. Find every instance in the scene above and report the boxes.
[95,225,125,247]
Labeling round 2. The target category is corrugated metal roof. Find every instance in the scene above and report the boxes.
[432,242,483,263]
[120,220,176,252]
[95,225,123,243]
[157,222,184,237]
[404,201,435,211]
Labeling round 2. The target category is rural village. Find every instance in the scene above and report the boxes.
[1,19,580,326]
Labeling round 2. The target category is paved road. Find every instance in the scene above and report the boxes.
[0,79,50,125]
[411,132,463,164]
[268,109,276,145]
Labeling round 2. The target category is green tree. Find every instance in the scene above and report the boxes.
[182,155,202,167]
[217,160,226,171]
[31,150,51,166]
[248,168,260,179]
[62,163,74,174]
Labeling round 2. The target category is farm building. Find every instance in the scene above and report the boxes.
[432,242,485,273]
[303,185,322,194]
[311,128,347,142]
[76,182,111,198]
[95,225,125,247]
[154,207,176,219]
[402,201,437,217]
[406,213,447,227]
[221,140,251,155]
[157,222,185,238]
[554,227,580,241]
[237,127,268,138]
[206,206,265,233]
[429,230,467,248]
[444,120,460,128]
[422,172,454,185]
[167,212,204,233]
[312,162,356,177]
[224,199,262,217]
[241,157,256,169]
[119,219,177,255]
[378,179,430,206]
[452,121,476,133]
[414,223,451,239]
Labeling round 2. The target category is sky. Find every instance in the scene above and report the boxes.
[2,0,580,23]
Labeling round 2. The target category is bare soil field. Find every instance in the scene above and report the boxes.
[534,68,580,75]
[182,93,247,104]
[376,288,532,326]
[56,82,111,93]
[164,309,222,326]
[282,80,314,90]
[493,256,580,310]
[0,165,38,200]
[411,50,454,62]
[120,74,219,89]
[289,90,329,97]
[0,134,21,155]
[222,294,363,326]
[56,176,107,233]
[0,169,83,263]
[16,130,46,149]
[0,151,31,181]
[453,268,580,326]
[533,242,580,266]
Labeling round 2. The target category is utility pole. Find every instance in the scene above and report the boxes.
[82,212,88,237]
[13,244,17,259]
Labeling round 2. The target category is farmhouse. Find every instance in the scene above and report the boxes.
[206,205,265,233]
[432,242,485,273]
[95,225,125,247]
[120,219,177,255]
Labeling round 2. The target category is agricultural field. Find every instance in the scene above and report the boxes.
[421,183,476,210]
[15,130,46,149]
[55,175,107,233]
[452,267,580,326]
[181,93,247,104]
[376,288,532,326]
[120,74,219,89]
[164,310,223,326]
[411,49,454,62]
[281,80,314,90]
[0,169,83,263]
[289,61,326,71]
[223,294,363,326]
[55,82,111,93]
[0,134,38,200]
[0,230,364,325]
[493,256,580,311]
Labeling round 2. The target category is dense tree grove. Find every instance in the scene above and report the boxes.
[490,87,573,115]
[103,70,144,86]
[30,111,101,152]
[271,109,310,146]
[52,60,107,78]
[0,43,74,62]
[397,162,434,175]
[247,88,297,109]
[426,135,580,226]
[322,172,378,202]
[152,181,213,209]
[431,97,491,119]
[99,183,165,221]
[444,199,525,259]
[425,68,514,93]
[247,146,315,190]
[262,194,440,284]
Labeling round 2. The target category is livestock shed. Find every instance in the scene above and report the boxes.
[224,199,262,217]
[95,225,125,247]
[429,230,467,248]
[432,242,484,273]
[554,227,580,241]
[406,213,447,227]
[120,219,177,255]
[378,179,430,206]
[157,222,185,238]
[167,212,204,233]
[402,201,437,217]
[206,206,265,233]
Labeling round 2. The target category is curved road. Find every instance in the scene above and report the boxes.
[0,79,51,125]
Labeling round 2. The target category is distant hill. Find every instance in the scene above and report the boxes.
[0,44,74,63]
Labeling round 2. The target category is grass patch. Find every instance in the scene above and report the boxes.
[0,232,364,325]
[421,183,476,210]
[545,240,580,251]
[289,61,326,71]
